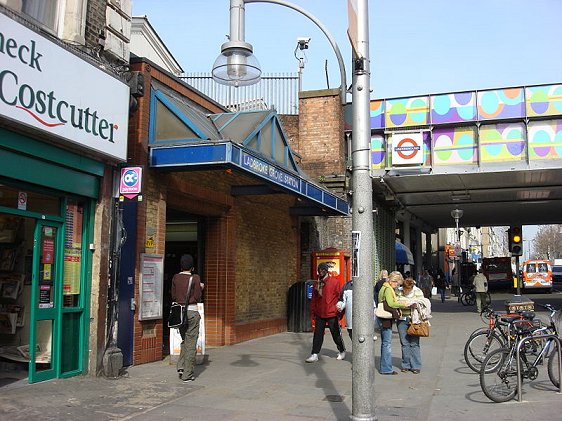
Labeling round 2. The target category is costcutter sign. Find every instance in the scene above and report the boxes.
[391,132,423,165]
[0,13,129,161]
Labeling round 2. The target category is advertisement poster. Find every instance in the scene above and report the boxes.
[39,285,52,309]
[41,240,54,264]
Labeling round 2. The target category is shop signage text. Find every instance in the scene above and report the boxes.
[0,13,129,161]
[241,152,299,192]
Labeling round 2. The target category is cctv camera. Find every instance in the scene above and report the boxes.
[297,37,311,50]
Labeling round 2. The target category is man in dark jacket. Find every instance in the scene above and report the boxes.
[305,262,346,363]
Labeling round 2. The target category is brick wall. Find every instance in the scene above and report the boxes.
[294,90,352,276]
[297,89,346,179]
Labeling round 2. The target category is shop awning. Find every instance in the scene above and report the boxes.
[150,141,349,216]
[395,240,414,265]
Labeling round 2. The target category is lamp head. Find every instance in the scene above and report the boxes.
[450,208,464,220]
[212,40,261,87]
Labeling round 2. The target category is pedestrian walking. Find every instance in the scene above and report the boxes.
[418,269,433,298]
[472,268,488,313]
[434,268,447,303]
[305,262,346,363]
[171,254,203,382]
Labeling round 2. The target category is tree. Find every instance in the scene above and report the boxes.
[532,224,562,260]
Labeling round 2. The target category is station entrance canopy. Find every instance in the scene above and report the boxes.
[343,83,562,229]
[148,84,348,216]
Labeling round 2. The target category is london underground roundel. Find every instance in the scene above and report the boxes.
[392,132,423,165]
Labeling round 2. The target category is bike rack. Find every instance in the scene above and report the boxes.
[515,333,562,402]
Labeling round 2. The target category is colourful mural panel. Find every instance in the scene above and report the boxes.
[526,84,562,117]
[432,126,477,165]
[385,96,429,128]
[370,100,385,130]
[479,123,526,163]
[370,134,386,169]
[477,88,525,120]
[431,92,477,124]
[527,119,562,160]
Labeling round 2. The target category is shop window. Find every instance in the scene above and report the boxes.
[0,183,61,216]
[62,200,84,308]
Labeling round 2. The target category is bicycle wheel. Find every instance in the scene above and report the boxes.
[464,330,504,372]
[547,347,560,388]
[466,292,476,306]
[484,292,492,306]
[460,292,470,306]
[480,347,518,403]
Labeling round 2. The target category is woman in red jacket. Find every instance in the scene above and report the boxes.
[305,262,346,363]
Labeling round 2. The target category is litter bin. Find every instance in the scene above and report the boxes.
[505,295,534,313]
[287,281,313,332]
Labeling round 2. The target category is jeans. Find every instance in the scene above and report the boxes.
[396,319,421,370]
[177,310,201,377]
[379,325,394,373]
[437,287,446,303]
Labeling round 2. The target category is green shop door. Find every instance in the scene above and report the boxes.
[29,221,63,383]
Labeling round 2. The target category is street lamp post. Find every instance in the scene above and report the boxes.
[211,1,376,419]
[450,208,463,243]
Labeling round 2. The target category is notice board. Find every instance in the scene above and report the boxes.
[139,254,163,320]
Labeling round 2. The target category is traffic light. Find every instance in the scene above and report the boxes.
[509,225,523,256]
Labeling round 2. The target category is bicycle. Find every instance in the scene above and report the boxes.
[479,303,561,402]
[460,285,491,307]
[464,308,537,372]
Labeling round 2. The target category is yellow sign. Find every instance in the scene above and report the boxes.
[145,236,154,248]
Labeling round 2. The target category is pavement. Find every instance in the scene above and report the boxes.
[1,291,562,421]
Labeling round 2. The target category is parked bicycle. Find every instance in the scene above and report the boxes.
[479,303,562,402]
[460,284,491,307]
[464,308,538,372]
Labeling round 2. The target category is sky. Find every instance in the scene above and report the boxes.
[131,0,562,99]
[130,0,557,251]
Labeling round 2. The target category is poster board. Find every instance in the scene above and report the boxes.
[139,254,163,321]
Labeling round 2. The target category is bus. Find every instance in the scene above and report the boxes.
[482,257,513,289]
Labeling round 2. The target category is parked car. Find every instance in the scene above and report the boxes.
[552,263,562,283]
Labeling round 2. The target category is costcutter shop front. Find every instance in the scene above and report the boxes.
[124,58,349,366]
[0,13,129,383]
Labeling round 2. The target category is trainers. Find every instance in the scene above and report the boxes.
[182,374,195,382]
[337,351,346,360]
[305,353,318,363]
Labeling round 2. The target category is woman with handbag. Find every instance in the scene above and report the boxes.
[396,277,424,374]
[377,271,415,375]
[171,254,203,382]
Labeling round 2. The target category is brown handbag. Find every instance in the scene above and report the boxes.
[407,321,430,337]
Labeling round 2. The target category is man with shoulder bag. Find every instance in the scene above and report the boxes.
[171,254,204,382]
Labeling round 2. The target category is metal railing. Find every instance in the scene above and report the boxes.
[515,333,562,402]
[182,72,299,115]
